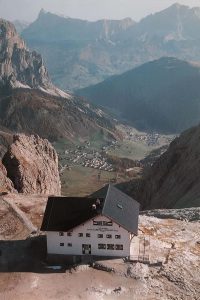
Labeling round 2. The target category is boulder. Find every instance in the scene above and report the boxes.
[2,134,61,195]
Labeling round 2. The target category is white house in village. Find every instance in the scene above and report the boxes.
[41,184,140,258]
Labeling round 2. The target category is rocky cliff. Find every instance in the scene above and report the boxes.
[2,134,61,195]
[0,18,70,98]
[0,19,50,89]
[127,124,200,209]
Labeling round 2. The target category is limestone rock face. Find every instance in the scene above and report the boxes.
[0,161,15,193]
[0,18,51,89]
[2,134,61,195]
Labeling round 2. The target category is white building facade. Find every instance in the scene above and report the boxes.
[47,215,131,257]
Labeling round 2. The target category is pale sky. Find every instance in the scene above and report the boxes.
[0,0,200,22]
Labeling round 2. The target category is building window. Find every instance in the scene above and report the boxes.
[68,243,72,247]
[98,234,103,238]
[115,244,123,250]
[106,234,112,239]
[78,233,83,237]
[60,243,64,246]
[59,232,64,236]
[107,244,114,250]
[115,235,121,239]
[67,232,72,236]
[86,233,90,237]
[98,244,106,249]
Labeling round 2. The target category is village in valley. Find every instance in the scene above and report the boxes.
[58,125,175,173]
[59,141,117,174]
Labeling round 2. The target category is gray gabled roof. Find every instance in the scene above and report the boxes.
[41,197,104,232]
[41,184,140,234]
[90,184,140,234]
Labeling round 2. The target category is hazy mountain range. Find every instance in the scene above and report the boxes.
[22,3,200,91]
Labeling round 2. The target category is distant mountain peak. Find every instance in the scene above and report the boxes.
[0,18,71,98]
[162,2,199,15]
[172,2,187,8]
[39,8,47,17]
[163,2,189,12]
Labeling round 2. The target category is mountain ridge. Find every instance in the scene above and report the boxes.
[23,9,135,42]
[22,3,200,91]
[77,56,200,133]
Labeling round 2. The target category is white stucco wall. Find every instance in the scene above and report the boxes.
[47,215,131,257]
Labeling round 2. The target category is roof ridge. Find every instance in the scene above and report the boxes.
[102,183,111,214]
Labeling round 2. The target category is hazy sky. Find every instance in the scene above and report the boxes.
[0,0,200,22]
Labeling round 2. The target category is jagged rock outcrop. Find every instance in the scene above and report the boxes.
[131,124,200,209]
[0,161,15,193]
[2,134,61,195]
[0,18,51,89]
